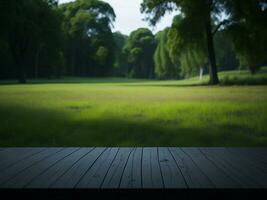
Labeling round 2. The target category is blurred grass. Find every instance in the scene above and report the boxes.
[0,68,267,147]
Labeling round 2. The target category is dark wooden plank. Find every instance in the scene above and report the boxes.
[142,148,163,188]
[120,148,142,189]
[101,148,134,189]
[182,148,240,188]
[51,148,106,188]
[0,148,45,171]
[76,148,119,188]
[169,148,214,188]
[225,148,267,166]
[242,148,267,165]
[228,148,267,172]
[2,148,78,188]
[26,148,93,188]
[158,148,187,188]
[0,148,30,157]
[0,148,62,186]
[200,148,261,188]
[208,148,267,188]
[0,148,267,189]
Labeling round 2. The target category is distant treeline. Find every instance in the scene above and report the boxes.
[0,0,267,83]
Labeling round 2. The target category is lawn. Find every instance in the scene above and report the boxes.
[0,70,267,147]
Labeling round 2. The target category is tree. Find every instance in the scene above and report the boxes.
[113,32,129,76]
[225,0,267,74]
[0,1,15,80]
[123,28,156,78]
[167,15,208,79]
[35,1,64,79]
[142,0,267,82]
[141,0,226,84]
[60,0,116,77]
[96,46,109,66]
[214,31,239,71]
[0,0,63,83]
[154,28,179,79]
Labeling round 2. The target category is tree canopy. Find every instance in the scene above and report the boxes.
[1,0,266,83]
[141,0,267,84]
[123,28,156,78]
[167,15,208,78]
[225,0,267,74]
[0,0,63,82]
[154,28,179,79]
[60,0,116,77]
[113,32,129,77]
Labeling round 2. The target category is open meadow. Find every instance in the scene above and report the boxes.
[1,70,267,147]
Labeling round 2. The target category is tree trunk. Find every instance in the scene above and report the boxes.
[18,63,26,84]
[199,67,204,80]
[206,15,219,85]
[35,44,44,79]
[35,47,41,79]
[9,34,29,84]
[14,53,27,84]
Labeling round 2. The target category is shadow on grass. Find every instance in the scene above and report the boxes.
[0,104,266,147]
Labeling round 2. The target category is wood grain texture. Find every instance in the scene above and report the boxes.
[0,148,267,189]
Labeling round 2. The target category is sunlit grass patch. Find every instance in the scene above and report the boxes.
[0,78,267,147]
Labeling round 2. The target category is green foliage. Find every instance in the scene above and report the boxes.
[225,0,267,74]
[0,0,64,82]
[60,0,116,76]
[123,28,156,78]
[214,31,239,71]
[154,28,179,79]
[96,46,109,65]
[141,0,267,81]
[141,0,222,84]
[167,15,208,78]
[1,0,267,82]
[113,32,129,76]
[178,50,206,78]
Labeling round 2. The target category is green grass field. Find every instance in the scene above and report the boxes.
[1,69,267,147]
